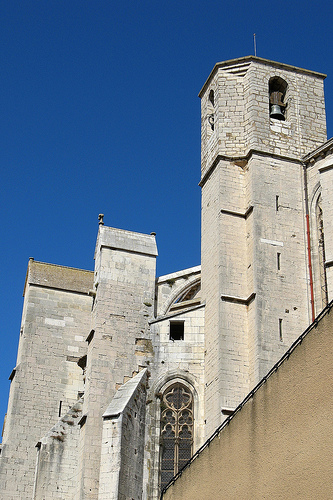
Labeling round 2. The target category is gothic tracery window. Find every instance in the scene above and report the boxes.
[160,383,193,489]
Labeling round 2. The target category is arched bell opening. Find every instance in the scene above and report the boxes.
[269,76,288,121]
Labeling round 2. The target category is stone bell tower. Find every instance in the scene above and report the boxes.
[199,56,327,435]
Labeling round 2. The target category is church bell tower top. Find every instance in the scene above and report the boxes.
[199,55,327,171]
[199,56,326,98]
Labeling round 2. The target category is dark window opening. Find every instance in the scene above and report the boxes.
[8,369,16,382]
[86,330,95,344]
[279,318,283,341]
[269,77,288,121]
[170,321,184,341]
[276,195,279,211]
[208,114,214,131]
[277,252,281,271]
[207,89,215,131]
[78,414,87,428]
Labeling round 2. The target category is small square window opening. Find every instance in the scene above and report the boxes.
[170,321,184,341]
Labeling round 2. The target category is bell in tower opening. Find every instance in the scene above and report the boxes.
[269,76,288,120]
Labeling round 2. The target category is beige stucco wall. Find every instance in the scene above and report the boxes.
[163,304,333,500]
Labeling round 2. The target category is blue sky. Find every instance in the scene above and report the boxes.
[1,0,333,433]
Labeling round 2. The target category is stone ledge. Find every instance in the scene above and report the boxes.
[221,293,256,306]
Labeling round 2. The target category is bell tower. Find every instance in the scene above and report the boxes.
[199,56,327,434]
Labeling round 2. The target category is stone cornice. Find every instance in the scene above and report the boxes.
[220,206,253,219]
[199,56,326,98]
[302,137,333,164]
[221,292,256,306]
[150,302,205,324]
[199,150,301,188]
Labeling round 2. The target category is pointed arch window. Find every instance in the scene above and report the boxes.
[160,383,193,489]
[316,195,328,307]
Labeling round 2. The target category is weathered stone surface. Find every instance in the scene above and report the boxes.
[99,369,148,500]
[34,400,83,500]
[200,56,330,435]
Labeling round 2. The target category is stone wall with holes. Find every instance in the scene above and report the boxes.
[248,154,311,381]
[33,400,83,500]
[200,156,251,435]
[201,152,313,434]
[76,226,157,499]
[0,260,93,500]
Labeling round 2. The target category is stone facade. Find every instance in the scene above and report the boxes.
[162,301,333,500]
[0,261,93,499]
[200,56,331,434]
[1,56,333,499]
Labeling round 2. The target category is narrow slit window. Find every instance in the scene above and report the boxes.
[207,89,215,131]
[277,252,281,271]
[279,318,283,341]
[170,321,184,341]
[58,401,62,418]
[276,195,279,211]
[208,114,214,131]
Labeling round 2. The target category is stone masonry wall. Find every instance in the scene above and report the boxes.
[200,164,222,435]
[200,57,326,178]
[305,145,333,314]
[143,288,205,500]
[249,154,310,381]
[200,57,327,434]
[33,400,83,500]
[0,261,93,500]
[201,158,250,435]
[76,227,157,499]
[98,369,148,500]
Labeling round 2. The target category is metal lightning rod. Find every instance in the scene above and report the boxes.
[253,33,257,56]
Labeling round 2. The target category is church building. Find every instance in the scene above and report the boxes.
[1,56,333,499]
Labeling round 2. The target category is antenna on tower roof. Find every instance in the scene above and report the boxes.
[253,33,257,57]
